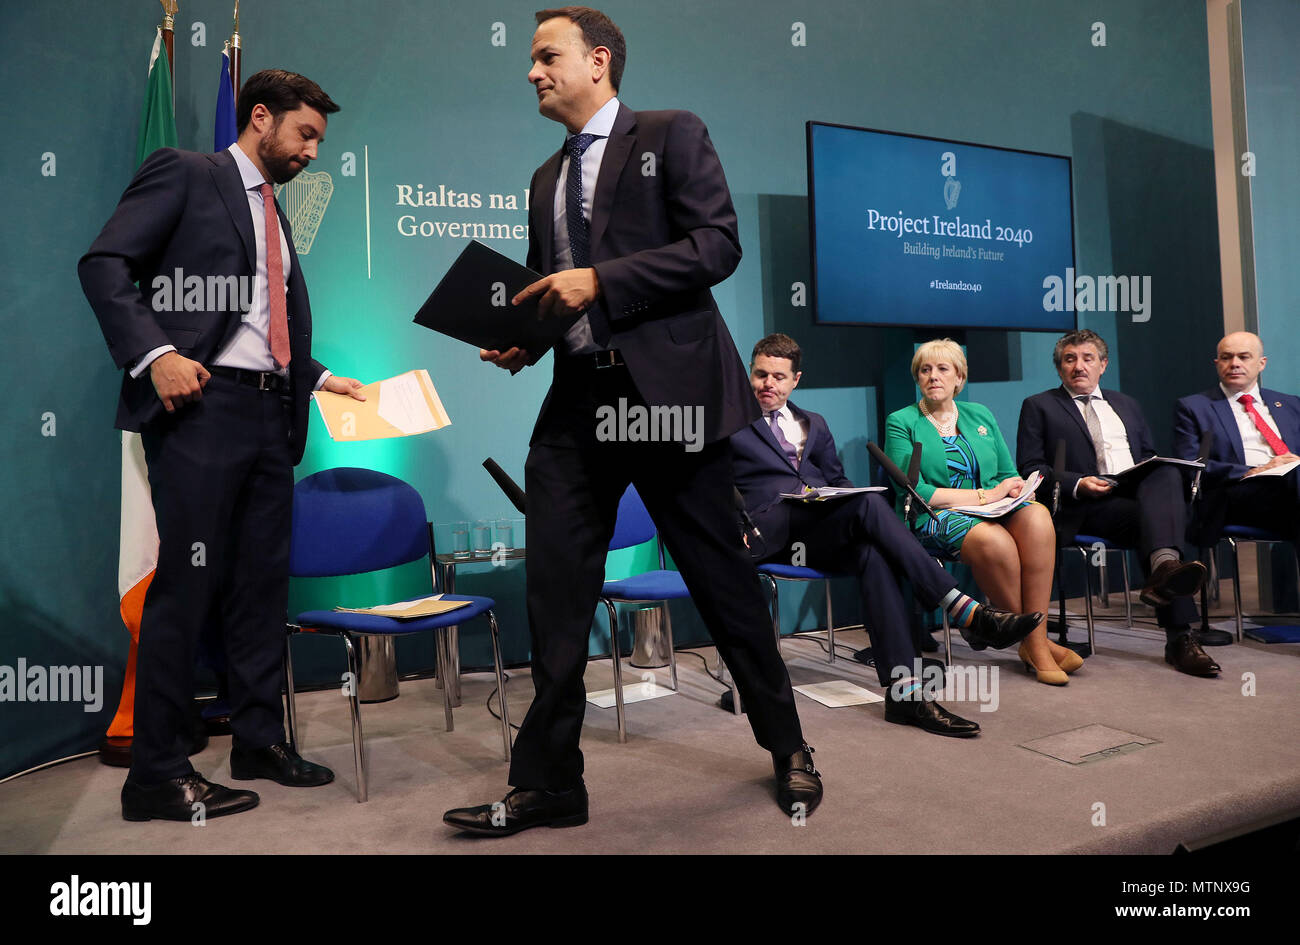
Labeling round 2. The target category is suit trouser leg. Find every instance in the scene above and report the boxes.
[132,380,258,783]
[507,443,627,790]
[633,440,805,759]
[1078,482,1197,628]
[219,388,293,750]
[785,495,955,686]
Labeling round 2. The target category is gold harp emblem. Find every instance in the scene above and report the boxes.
[274,170,334,255]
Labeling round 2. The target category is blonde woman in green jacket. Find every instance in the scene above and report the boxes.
[884,339,1073,685]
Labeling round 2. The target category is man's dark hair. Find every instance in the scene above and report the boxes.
[536,6,627,92]
[752,333,802,374]
[236,69,340,134]
[1053,328,1109,367]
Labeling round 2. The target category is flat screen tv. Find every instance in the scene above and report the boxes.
[807,121,1076,332]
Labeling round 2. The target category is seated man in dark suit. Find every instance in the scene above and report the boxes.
[1016,329,1215,677]
[1174,330,1300,549]
[731,334,1040,736]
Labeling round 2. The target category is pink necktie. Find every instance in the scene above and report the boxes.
[260,183,291,369]
[1239,393,1288,455]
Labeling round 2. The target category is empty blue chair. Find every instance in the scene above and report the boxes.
[285,467,510,802]
[597,485,694,741]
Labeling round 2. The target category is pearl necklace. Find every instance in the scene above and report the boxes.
[920,399,958,436]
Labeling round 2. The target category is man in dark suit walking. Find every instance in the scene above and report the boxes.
[1016,329,1215,677]
[80,70,364,821]
[731,334,1040,736]
[443,7,821,836]
[1174,330,1300,545]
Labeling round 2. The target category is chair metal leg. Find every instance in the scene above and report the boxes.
[762,574,782,655]
[486,610,511,763]
[1121,552,1133,629]
[1055,547,1069,642]
[603,600,627,743]
[662,604,679,691]
[1229,538,1244,642]
[1098,552,1110,608]
[1076,547,1097,655]
[284,628,299,752]
[340,632,367,803]
[438,629,455,733]
[717,650,741,715]
[941,610,952,667]
[824,580,835,664]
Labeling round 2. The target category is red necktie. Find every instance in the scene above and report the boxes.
[260,183,291,369]
[1239,393,1288,455]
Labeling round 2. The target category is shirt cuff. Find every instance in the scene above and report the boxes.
[314,369,332,391]
[129,345,176,378]
[1071,479,1080,499]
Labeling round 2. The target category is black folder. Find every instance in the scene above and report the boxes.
[413,240,578,356]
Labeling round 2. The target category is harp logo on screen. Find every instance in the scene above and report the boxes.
[275,170,334,255]
[940,150,961,210]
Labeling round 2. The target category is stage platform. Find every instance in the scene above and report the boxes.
[3,608,1297,855]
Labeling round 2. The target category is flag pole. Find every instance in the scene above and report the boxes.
[229,1,242,95]
[160,0,178,84]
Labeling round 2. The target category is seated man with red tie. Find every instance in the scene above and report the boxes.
[730,334,1040,736]
[1175,330,1300,556]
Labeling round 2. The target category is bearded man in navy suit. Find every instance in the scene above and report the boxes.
[731,334,1040,736]
[1175,331,1300,547]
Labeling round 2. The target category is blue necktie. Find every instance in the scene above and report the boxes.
[769,412,800,469]
[565,133,598,268]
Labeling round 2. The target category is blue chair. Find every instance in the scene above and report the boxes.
[755,563,857,665]
[597,485,693,741]
[285,467,510,802]
[1208,525,1300,642]
[1065,534,1135,655]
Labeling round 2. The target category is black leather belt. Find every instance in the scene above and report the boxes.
[587,349,625,369]
[208,365,287,391]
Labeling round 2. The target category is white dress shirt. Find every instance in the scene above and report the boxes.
[132,144,329,389]
[765,404,807,463]
[1221,382,1285,467]
[553,96,620,355]
[1070,387,1134,494]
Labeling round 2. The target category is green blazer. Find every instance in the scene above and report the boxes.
[883,400,1019,517]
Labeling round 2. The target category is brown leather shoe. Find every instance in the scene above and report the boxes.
[1141,560,1207,607]
[1165,632,1220,677]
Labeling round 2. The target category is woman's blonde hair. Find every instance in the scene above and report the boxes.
[911,338,968,394]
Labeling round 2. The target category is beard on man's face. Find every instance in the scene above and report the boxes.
[258,123,305,184]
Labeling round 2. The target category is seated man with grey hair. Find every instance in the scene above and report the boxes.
[1016,329,1216,678]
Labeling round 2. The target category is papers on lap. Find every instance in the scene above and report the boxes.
[1245,459,1299,478]
[312,369,451,440]
[950,470,1043,518]
[779,485,889,501]
[334,594,470,619]
[1100,455,1205,485]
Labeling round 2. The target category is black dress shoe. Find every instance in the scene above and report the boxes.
[1140,559,1207,607]
[773,744,822,817]
[884,692,981,737]
[122,772,259,822]
[230,743,334,787]
[1165,632,1221,677]
[964,607,1044,650]
[443,784,589,836]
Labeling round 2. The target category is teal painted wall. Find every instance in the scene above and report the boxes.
[1,0,1251,777]
[1242,0,1300,374]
